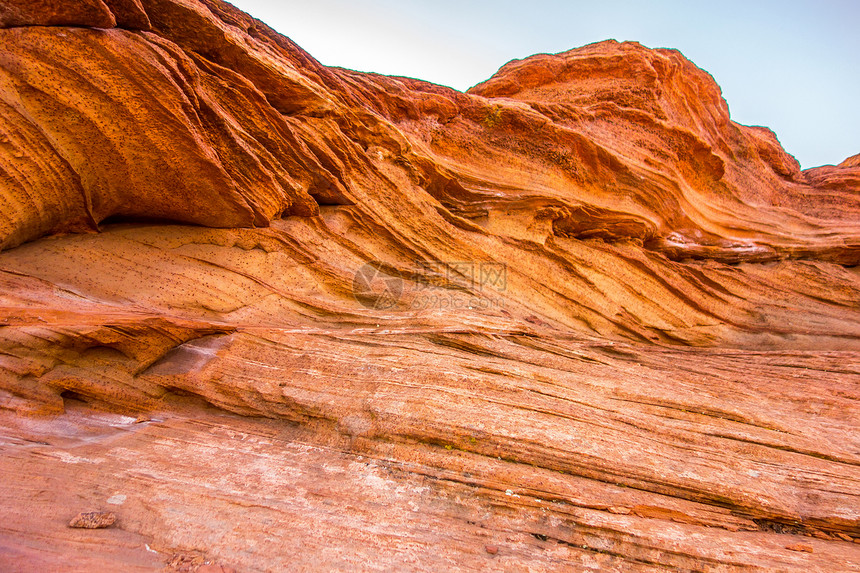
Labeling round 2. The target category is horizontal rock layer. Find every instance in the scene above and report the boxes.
[0,0,858,571]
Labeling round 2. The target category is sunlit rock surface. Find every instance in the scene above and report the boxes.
[0,0,858,570]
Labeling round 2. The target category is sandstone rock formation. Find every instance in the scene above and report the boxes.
[0,0,858,571]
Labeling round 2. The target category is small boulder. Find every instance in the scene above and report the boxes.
[68,511,117,529]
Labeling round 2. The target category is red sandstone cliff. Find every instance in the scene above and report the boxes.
[0,1,858,571]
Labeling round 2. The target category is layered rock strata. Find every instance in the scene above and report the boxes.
[0,1,858,571]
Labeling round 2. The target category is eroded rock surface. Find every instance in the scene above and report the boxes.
[0,0,858,571]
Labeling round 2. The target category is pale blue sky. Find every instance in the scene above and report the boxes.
[230,0,858,169]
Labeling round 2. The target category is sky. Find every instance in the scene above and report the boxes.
[229,0,858,169]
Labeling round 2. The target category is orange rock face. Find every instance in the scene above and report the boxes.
[0,1,858,571]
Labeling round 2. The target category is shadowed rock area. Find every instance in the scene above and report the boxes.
[0,0,858,571]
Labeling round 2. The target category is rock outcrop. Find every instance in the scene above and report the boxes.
[0,1,858,571]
